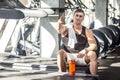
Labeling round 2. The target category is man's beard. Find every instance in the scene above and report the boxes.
[75,21,81,25]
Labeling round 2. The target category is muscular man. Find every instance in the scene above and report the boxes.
[56,9,98,75]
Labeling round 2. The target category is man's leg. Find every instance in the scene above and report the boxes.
[57,49,67,72]
[85,51,98,75]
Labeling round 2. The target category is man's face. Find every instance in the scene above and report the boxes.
[73,12,84,25]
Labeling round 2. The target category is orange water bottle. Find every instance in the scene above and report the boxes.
[69,60,76,75]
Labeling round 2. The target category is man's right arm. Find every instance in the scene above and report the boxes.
[56,13,68,37]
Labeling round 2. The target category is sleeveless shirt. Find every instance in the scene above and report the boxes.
[61,26,88,53]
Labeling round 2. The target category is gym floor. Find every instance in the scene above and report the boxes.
[0,48,120,80]
[98,48,120,80]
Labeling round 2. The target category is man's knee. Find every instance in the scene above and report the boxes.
[88,51,97,56]
[57,49,66,55]
[87,51,97,60]
[57,49,67,62]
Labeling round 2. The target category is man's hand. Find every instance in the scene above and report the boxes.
[77,49,87,58]
[58,13,65,23]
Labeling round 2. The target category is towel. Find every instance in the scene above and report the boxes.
[67,23,77,48]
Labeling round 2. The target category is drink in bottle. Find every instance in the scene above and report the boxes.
[69,60,76,75]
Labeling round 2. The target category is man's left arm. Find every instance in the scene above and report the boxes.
[85,28,97,52]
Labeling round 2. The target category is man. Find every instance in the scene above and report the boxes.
[56,9,98,75]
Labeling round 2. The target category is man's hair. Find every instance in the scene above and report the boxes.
[74,9,85,15]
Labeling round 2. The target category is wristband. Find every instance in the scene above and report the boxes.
[84,48,89,53]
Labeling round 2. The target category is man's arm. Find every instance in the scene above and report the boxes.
[85,28,97,51]
[56,13,68,37]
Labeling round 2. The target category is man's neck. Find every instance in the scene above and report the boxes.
[73,24,82,29]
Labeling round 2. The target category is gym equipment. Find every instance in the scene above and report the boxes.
[0,9,25,19]
[92,25,120,58]
[98,27,116,49]
[106,25,120,46]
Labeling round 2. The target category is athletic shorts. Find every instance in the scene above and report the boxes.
[66,53,87,65]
